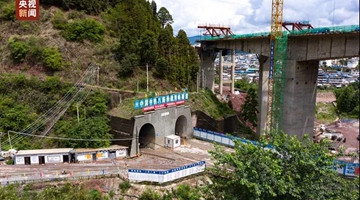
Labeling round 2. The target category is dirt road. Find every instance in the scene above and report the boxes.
[316,91,336,103]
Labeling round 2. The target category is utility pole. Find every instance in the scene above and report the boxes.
[187,64,190,90]
[7,131,12,150]
[96,66,100,85]
[196,72,199,93]
[146,63,149,92]
[136,79,139,93]
[0,132,3,153]
[76,103,80,123]
[84,106,86,121]
[201,69,205,90]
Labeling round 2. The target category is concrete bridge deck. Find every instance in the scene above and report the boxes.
[198,24,359,139]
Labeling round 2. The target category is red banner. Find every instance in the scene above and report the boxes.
[175,100,185,105]
[142,106,155,112]
[143,101,185,113]
[154,104,166,110]
[16,0,40,20]
[165,102,176,107]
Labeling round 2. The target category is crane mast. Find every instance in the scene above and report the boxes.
[265,0,287,134]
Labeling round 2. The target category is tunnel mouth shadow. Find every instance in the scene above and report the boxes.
[175,115,188,138]
[139,123,155,149]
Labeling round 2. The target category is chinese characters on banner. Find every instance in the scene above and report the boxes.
[134,92,189,112]
[16,0,40,20]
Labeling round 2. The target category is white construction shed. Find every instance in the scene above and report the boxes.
[164,135,181,149]
[75,145,128,162]
[14,148,73,165]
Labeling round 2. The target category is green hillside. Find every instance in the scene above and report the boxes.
[0,0,238,150]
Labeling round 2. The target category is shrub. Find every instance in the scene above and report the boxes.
[68,10,86,19]
[8,38,29,63]
[0,1,15,21]
[89,189,102,200]
[41,47,63,70]
[174,184,201,200]
[62,19,105,42]
[5,158,14,165]
[42,76,62,92]
[40,0,121,14]
[119,181,131,193]
[138,188,162,200]
[108,190,115,199]
[27,36,46,65]
[18,21,40,34]
[51,11,68,29]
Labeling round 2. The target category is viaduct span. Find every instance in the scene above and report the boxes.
[198,25,359,139]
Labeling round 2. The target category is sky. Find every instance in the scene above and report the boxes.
[153,0,360,37]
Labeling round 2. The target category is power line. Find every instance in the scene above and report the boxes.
[1,64,100,150]
[8,130,135,142]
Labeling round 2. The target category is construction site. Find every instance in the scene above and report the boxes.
[0,0,359,188]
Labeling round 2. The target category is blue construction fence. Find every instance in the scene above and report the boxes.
[193,127,359,177]
[128,161,206,183]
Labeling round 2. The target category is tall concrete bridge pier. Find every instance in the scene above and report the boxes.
[198,30,359,139]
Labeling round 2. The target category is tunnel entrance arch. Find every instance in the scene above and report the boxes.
[175,115,188,137]
[139,123,155,149]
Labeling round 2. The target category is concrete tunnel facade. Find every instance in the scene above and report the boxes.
[128,105,192,157]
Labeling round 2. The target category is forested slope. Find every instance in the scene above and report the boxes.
[0,0,201,150]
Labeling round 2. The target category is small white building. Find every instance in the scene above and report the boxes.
[164,135,181,149]
[75,145,128,162]
[14,148,73,165]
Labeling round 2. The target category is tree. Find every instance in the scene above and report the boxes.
[173,184,201,200]
[234,78,257,91]
[139,30,158,65]
[157,7,173,28]
[240,87,258,127]
[206,132,359,200]
[334,82,359,117]
[55,116,112,148]
[158,25,175,60]
[155,56,169,79]
[150,0,157,15]
[0,97,37,133]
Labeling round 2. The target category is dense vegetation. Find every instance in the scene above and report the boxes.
[234,78,259,128]
[206,132,359,199]
[0,182,203,200]
[334,82,359,118]
[315,82,359,122]
[0,0,201,150]
[1,0,199,89]
[0,74,111,150]
[0,183,105,200]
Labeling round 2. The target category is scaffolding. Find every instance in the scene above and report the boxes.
[266,0,286,134]
[270,34,288,131]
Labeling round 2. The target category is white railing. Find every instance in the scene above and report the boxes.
[128,161,206,183]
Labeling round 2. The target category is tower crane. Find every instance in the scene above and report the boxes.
[265,0,287,134]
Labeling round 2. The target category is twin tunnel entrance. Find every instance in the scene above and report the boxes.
[138,115,188,149]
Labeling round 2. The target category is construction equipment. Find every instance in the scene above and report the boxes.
[197,24,234,38]
[282,21,314,32]
[265,0,288,134]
